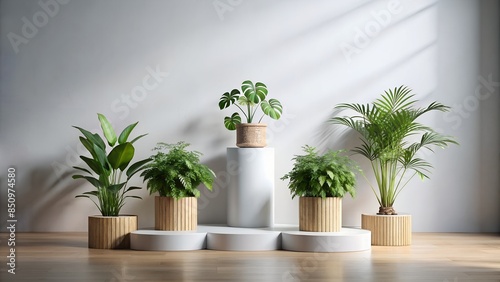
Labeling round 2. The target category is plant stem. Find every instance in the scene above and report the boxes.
[361,169,382,206]
[235,104,248,121]
[393,171,417,202]
[247,103,252,123]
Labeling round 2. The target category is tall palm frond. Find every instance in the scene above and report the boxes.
[330,86,458,213]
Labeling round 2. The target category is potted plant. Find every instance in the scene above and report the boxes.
[330,86,458,245]
[218,80,283,148]
[72,113,151,249]
[140,141,215,231]
[281,145,358,232]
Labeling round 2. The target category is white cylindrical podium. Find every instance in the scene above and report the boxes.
[227,147,274,228]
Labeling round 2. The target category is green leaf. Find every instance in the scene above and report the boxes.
[130,133,148,144]
[72,175,101,188]
[126,158,152,178]
[125,195,142,200]
[242,80,267,104]
[97,113,117,146]
[73,166,92,175]
[237,95,254,107]
[73,126,105,150]
[107,143,135,171]
[79,137,97,160]
[318,175,326,186]
[219,89,240,109]
[80,156,103,175]
[125,186,142,193]
[261,98,283,120]
[327,170,334,180]
[118,121,138,144]
[108,182,126,193]
[93,143,108,169]
[224,113,241,130]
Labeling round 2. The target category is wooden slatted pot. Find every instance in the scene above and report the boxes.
[236,123,267,148]
[361,213,412,246]
[155,196,197,231]
[299,197,342,232]
[88,215,137,249]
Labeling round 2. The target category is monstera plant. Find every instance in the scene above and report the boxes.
[218,80,283,147]
[330,86,458,215]
[219,80,283,130]
[72,114,151,216]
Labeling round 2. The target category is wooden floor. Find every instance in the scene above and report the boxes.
[0,233,499,281]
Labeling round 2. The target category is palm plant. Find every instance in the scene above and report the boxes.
[330,86,458,215]
[218,80,283,130]
[140,141,215,198]
[72,114,151,216]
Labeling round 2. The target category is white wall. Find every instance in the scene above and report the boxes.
[0,0,498,232]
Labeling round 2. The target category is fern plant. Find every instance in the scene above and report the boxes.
[140,141,215,198]
[330,86,458,215]
[281,145,358,199]
[218,80,283,130]
[72,114,151,216]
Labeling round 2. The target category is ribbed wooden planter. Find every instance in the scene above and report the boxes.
[361,214,412,246]
[236,123,267,148]
[155,196,197,231]
[299,197,342,232]
[88,215,137,249]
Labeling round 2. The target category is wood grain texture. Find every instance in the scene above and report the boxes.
[1,232,499,281]
[361,213,412,246]
[88,215,137,249]
[299,197,341,232]
[155,196,197,231]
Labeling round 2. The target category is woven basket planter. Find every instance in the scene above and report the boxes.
[236,123,267,148]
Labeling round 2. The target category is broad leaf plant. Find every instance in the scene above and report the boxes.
[72,114,151,216]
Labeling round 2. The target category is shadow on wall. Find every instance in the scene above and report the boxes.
[197,155,228,224]
[19,160,84,232]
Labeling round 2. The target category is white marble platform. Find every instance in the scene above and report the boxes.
[130,225,371,252]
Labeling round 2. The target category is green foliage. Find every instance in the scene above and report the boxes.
[219,80,283,130]
[330,86,458,211]
[281,145,358,199]
[72,114,151,216]
[140,141,216,199]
